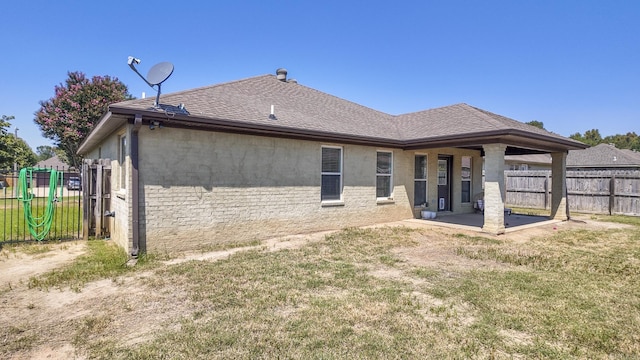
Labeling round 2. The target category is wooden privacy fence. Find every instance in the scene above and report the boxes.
[505,170,640,216]
[82,159,111,240]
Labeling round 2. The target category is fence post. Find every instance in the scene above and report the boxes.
[95,162,103,238]
[609,175,615,216]
[544,172,550,210]
[82,160,90,240]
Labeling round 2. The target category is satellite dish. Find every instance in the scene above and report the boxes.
[127,56,174,108]
[147,62,174,86]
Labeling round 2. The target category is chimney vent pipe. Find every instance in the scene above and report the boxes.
[276,68,288,81]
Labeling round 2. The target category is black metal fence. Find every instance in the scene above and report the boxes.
[0,167,82,244]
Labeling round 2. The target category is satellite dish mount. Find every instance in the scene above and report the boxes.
[127,56,174,108]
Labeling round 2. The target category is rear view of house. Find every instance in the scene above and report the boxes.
[78,68,586,255]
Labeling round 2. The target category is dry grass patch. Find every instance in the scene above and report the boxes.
[2,220,640,359]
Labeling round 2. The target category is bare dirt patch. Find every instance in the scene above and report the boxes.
[0,232,334,359]
[164,230,334,265]
[0,241,87,287]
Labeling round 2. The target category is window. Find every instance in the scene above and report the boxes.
[376,151,393,199]
[119,135,127,190]
[414,155,428,206]
[321,146,342,201]
[461,156,471,203]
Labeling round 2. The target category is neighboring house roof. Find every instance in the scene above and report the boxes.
[79,72,587,155]
[622,149,640,162]
[504,154,552,165]
[504,143,640,168]
[35,155,69,170]
[567,143,640,168]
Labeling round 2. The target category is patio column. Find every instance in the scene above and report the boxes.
[550,152,568,220]
[482,144,507,235]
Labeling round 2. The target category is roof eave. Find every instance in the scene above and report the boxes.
[107,106,405,148]
[77,111,127,155]
[403,129,587,152]
[99,106,587,154]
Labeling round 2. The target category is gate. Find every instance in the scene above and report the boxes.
[82,159,112,239]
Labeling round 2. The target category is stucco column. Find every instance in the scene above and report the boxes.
[550,152,568,220]
[482,144,507,235]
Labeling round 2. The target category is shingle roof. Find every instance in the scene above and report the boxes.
[35,155,69,170]
[394,103,572,143]
[110,75,399,141]
[504,154,552,164]
[622,149,640,162]
[81,72,586,154]
[567,143,640,167]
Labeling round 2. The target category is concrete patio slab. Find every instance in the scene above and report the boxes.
[404,213,560,233]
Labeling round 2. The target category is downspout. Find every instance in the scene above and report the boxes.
[131,114,142,257]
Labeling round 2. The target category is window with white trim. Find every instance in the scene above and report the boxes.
[321,146,342,201]
[461,156,471,203]
[414,155,428,206]
[119,134,127,190]
[376,151,393,199]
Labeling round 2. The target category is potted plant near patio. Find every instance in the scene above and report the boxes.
[419,203,436,219]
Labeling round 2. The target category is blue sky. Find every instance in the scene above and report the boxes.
[1,1,638,151]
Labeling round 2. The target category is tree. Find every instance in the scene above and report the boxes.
[570,129,603,146]
[570,128,640,150]
[0,115,14,170]
[0,115,37,171]
[12,137,38,169]
[36,145,57,162]
[525,120,545,130]
[603,132,640,151]
[583,129,603,145]
[34,72,133,168]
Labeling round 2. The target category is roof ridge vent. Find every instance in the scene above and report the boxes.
[276,68,287,81]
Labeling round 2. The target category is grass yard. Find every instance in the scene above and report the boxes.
[1,216,639,359]
[0,196,81,242]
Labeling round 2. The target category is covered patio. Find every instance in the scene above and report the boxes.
[480,145,570,234]
[405,212,560,233]
[401,104,586,235]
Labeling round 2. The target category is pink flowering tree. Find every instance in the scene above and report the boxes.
[35,72,133,168]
